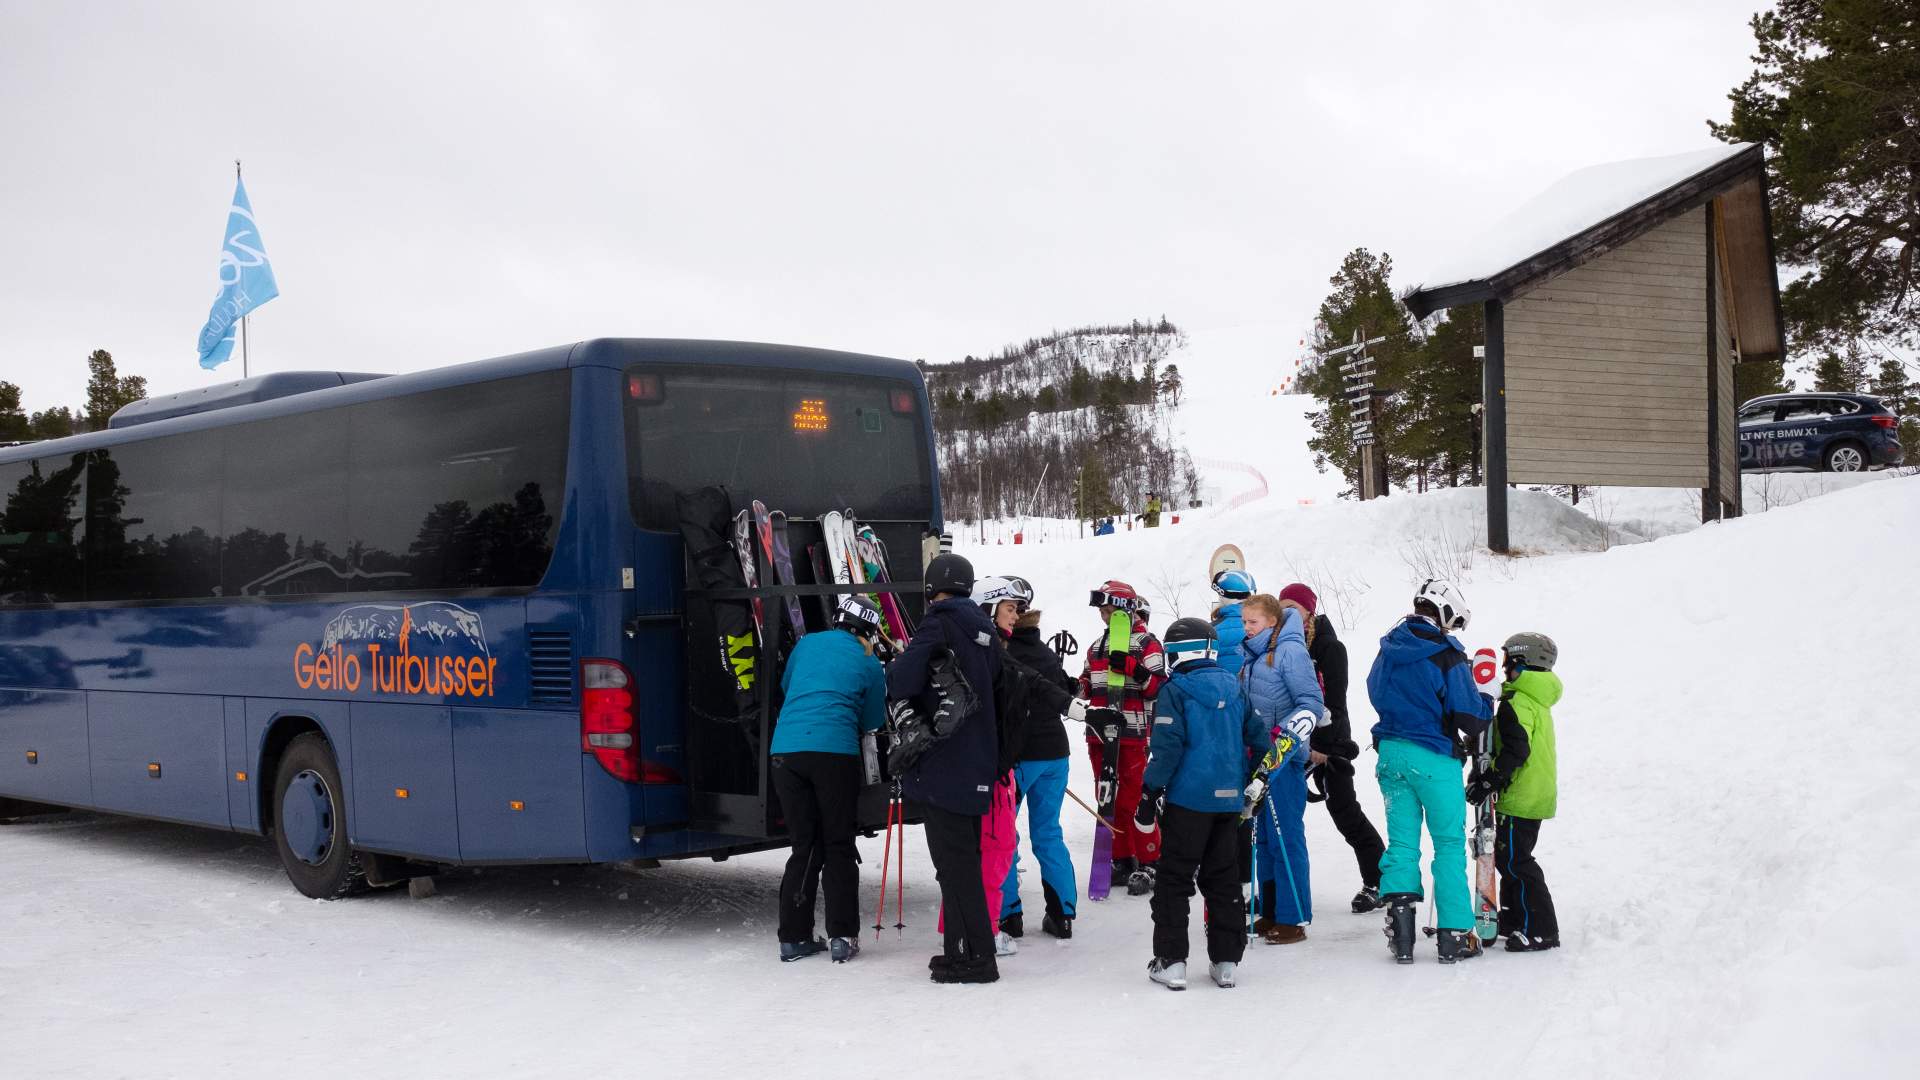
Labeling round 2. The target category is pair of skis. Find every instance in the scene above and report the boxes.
[816,510,914,650]
[732,500,808,652]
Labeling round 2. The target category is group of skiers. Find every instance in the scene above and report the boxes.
[769,550,1562,987]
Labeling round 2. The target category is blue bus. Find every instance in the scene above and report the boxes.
[0,339,939,897]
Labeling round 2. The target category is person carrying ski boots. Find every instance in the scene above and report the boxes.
[1367,578,1495,964]
[1078,579,1167,896]
[992,577,1083,942]
[769,594,889,964]
[1280,583,1388,915]
[888,552,1006,984]
[1138,617,1271,991]
[1466,632,1562,953]
[1239,593,1324,944]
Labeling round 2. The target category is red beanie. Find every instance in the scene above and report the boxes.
[1278,583,1318,616]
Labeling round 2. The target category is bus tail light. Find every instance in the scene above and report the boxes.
[890,389,916,414]
[581,659,640,782]
[1871,415,1897,429]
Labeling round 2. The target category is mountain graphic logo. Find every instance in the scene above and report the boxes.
[295,601,497,698]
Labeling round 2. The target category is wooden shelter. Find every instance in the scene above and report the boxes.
[1403,143,1784,551]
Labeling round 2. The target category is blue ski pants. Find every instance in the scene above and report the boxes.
[1000,756,1078,919]
[1252,754,1311,924]
[1375,737,1471,931]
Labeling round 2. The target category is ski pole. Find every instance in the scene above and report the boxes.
[874,796,895,939]
[1062,787,1120,834]
[893,792,907,933]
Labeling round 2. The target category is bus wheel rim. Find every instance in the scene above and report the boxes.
[282,769,335,866]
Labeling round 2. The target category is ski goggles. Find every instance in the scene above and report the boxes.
[1088,589,1140,613]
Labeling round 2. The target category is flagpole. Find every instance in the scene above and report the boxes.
[235,158,248,379]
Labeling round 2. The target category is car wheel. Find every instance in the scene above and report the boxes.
[272,732,367,899]
[1823,442,1867,473]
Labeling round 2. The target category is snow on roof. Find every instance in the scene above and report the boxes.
[1411,143,1756,295]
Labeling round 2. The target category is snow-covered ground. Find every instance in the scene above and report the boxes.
[4,329,1916,1076]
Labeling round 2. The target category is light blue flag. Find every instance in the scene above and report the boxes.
[197,177,280,370]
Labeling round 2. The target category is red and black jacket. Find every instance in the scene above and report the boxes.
[1078,618,1166,740]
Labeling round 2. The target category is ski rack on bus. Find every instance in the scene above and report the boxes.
[681,543,925,842]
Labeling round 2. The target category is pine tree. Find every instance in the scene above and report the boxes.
[84,349,146,431]
[1710,0,1920,352]
[0,382,28,442]
[1872,354,1916,415]
[1301,249,1418,497]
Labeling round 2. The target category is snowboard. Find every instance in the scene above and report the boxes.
[733,508,766,646]
[1087,607,1132,902]
[1209,543,1246,613]
[1470,646,1501,942]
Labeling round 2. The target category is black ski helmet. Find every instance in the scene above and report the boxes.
[832,594,883,639]
[1162,616,1217,666]
[924,552,975,598]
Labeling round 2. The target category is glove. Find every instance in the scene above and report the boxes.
[1134,790,1163,832]
[1281,708,1317,744]
[1109,651,1136,677]
[1066,699,1089,724]
[1466,771,1502,806]
[1471,647,1499,690]
[1241,774,1268,816]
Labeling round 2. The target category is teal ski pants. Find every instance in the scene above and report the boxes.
[1374,737,1471,931]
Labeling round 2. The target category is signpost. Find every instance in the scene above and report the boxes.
[1324,329,1389,500]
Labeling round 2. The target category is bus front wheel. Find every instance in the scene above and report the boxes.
[272,733,367,899]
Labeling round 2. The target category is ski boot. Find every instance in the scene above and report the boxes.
[1436,929,1484,963]
[1351,885,1383,913]
[1110,857,1138,889]
[1126,863,1157,896]
[1504,932,1560,953]
[1263,923,1306,944]
[780,938,828,963]
[930,956,1000,984]
[1384,895,1418,964]
[1208,961,1237,989]
[829,937,859,963]
[995,931,1019,957]
[999,912,1024,939]
[1042,912,1074,939]
[1147,957,1188,991]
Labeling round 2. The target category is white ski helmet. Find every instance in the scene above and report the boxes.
[1413,578,1471,633]
[972,575,1030,616]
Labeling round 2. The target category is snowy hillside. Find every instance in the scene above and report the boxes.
[6,468,1915,1077]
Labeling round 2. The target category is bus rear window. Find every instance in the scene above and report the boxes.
[625,365,931,530]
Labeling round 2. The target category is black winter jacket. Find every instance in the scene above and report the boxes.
[1308,615,1362,763]
[887,597,1003,815]
[1004,615,1076,762]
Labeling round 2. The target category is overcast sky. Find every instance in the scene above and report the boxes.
[0,0,1770,411]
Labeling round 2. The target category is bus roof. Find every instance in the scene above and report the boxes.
[1,338,922,463]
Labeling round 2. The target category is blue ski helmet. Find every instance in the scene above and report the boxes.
[1211,569,1256,599]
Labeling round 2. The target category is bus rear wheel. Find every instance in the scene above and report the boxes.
[272,733,367,899]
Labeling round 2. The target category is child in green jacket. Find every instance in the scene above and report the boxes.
[1466,631,1561,952]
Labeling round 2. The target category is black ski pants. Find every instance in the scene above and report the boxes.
[1317,758,1385,889]
[1151,804,1246,964]
[918,802,995,962]
[1494,813,1558,939]
[771,751,863,943]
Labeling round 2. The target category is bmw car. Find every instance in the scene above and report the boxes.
[1737,392,1905,472]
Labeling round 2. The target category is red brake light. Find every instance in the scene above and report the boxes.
[1871,415,1897,429]
[581,659,640,782]
[627,374,662,403]
[890,389,916,414]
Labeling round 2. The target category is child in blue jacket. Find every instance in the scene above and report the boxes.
[1366,578,1494,964]
[1239,593,1324,943]
[769,595,888,964]
[1136,617,1271,991]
